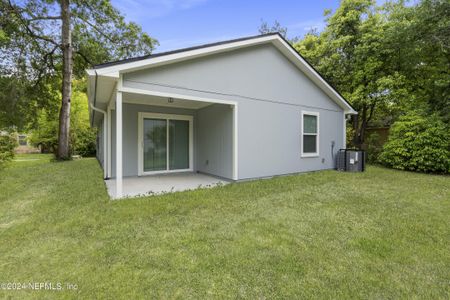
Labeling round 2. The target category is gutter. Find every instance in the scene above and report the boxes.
[90,72,108,180]
[90,70,99,127]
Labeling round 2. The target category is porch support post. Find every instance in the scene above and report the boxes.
[103,114,107,179]
[106,100,113,178]
[107,102,112,178]
[115,88,123,198]
[343,112,347,149]
[89,103,108,179]
[233,104,238,181]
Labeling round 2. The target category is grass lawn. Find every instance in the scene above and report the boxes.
[0,154,449,299]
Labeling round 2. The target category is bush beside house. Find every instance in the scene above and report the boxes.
[379,113,450,174]
[364,132,384,164]
[0,131,18,164]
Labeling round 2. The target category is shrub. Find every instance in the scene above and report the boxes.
[70,126,97,157]
[69,84,97,157]
[29,109,58,154]
[365,132,383,163]
[379,113,450,173]
[346,126,355,148]
[29,80,97,157]
[0,131,18,164]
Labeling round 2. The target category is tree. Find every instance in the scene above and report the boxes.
[379,112,450,173]
[1,0,157,159]
[258,19,299,43]
[29,79,96,156]
[382,0,450,122]
[293,0,449,148]
[294,0,408,147]
[0,131,17,164]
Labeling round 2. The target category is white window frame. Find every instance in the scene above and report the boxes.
[138,112,194,176]
[301,111,320,157]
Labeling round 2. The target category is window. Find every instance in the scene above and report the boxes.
[138,112,193,175]
[18,135,27,146]
[301,111,319,157]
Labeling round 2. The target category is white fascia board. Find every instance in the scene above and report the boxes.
[93,35,279,75]
[272,36,357,114]
[87,72,92,124]
[86,69,96,76]
[119,86,238,106]
[90,34,357,114]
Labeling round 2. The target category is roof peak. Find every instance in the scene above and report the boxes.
[93,32,282,69]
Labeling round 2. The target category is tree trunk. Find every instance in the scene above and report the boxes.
[353,104,366,149]
[57,0,72,159]
[353,102,376,149]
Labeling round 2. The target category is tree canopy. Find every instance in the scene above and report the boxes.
[0,0,448,165]
[0,0,158,158]
[293,0,449,146]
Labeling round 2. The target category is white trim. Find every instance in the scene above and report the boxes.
[343,112,347,149]
[123,96,212,110]
[137,113,143,175]
[87,34,357,114]
[115,87,123,198]
[106,89,115,179]
[233,105,238,180]
[166,120,169,174]
[107,103,112,178]
[90,35,278,75]
[274,37,356,114]
[119,86,238,106]
[89,103,107,179]
[301,110,320,158]
[138,112,194,176]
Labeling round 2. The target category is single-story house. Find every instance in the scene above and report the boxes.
[15,133,40,154]
[86,33,357,198]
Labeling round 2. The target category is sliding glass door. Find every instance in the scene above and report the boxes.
[143,118,167,172]
[141,113,192,174]
[169,120,190,170]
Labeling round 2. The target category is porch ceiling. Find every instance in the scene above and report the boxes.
[122,92,213,110]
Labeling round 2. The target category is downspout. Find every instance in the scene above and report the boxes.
[90,70,108,179]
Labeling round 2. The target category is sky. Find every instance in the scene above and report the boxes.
[110,0,343,52]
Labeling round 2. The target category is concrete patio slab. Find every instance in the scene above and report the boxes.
[105,172,229,199]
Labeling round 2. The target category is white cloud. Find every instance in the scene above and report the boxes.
[156,32,254,52]
[287,19,326,35]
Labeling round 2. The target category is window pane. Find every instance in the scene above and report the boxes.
[303,115,317,134]
[143,118,167,172]
[169,120,189,170]
[303,135,317,153]
[18,136,27,146]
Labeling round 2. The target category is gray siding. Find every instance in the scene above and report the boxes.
[108,43,345,179]
[237,100,343,179]
[123,44,341,111]
[196,104,233,179]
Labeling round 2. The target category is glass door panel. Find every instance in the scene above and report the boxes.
[143,118,167,172]
[169,120,189,170]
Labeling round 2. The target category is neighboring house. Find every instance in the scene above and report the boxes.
[15,134,40,154]
[87,33,357,198]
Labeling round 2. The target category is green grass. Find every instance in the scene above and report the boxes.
[0,154,449,299]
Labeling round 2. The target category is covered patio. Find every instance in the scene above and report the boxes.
[105,172,229,198]
[87,70,238,199]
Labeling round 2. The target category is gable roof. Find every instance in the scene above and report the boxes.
[94,33,278,69]
[87,33,357,114]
